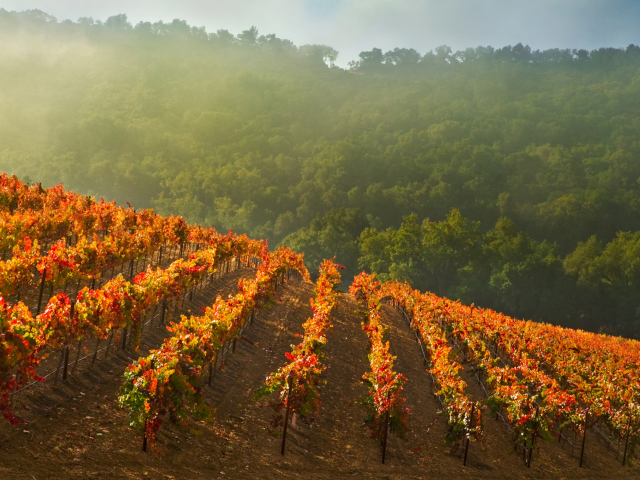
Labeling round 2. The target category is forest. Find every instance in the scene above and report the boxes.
[2,9,640,337]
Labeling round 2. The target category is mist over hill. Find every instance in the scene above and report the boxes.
[2,9,640,337]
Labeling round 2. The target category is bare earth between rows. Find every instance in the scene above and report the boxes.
[1,278,638,479]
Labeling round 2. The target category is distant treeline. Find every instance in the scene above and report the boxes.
[351,44,640,69]
[2,9,640,337]
[0,9,339,66]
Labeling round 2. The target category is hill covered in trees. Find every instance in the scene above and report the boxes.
[2,9,640,337]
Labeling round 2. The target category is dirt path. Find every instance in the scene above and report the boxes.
[1,284,638,479]
[0,265,255,480]
[380,301,640,480]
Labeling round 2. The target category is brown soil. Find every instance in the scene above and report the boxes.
[1,279,638,479]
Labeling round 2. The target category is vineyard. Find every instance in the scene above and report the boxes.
[0,175,639,479]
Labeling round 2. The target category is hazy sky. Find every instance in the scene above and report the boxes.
[3,0,639,66]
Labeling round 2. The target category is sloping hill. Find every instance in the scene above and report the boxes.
[2,277,637,479]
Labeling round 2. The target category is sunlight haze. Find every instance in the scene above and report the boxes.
[2,0,639,66]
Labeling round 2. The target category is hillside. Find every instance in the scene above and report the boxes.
[3,10,640,337]
[2,279,638,479]
[0,178,639,479]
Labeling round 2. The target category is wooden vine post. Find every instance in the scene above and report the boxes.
[160,299,166,326]
[281,376,294,456]
[142,421,148,452]
[36,267,47,314]
[527,405,539,468]
[382,390,391,464]
[464,403,475,466]
[62,302,76,381]
[209,350,218,386]
[580,412,589,468]
[72,338,82,374]
[10,369,19,407]
[91,338,100,365]
[54,349,65,384]
[105,331,113,359]
[62,345,70,381]
[121,326,128,351]
[623,414,632,466]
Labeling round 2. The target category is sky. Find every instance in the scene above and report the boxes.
[2,0,640,66]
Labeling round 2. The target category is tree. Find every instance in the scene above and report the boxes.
[259,34,296,54]
[479,218,562,319]
[350,48,383,70]
[563,235,603,286]
[283,208,369,281]
[359,213,424,286]
[105,14,131,30]
[238,26,259,46]
[422,209,481,295]
[299,44,338,67]
[383,48,421,67]
[564,233,640,335]
[359,209,481,296]
[213,29,237,45]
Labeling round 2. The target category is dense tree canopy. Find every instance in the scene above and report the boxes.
[2,9,640,336]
